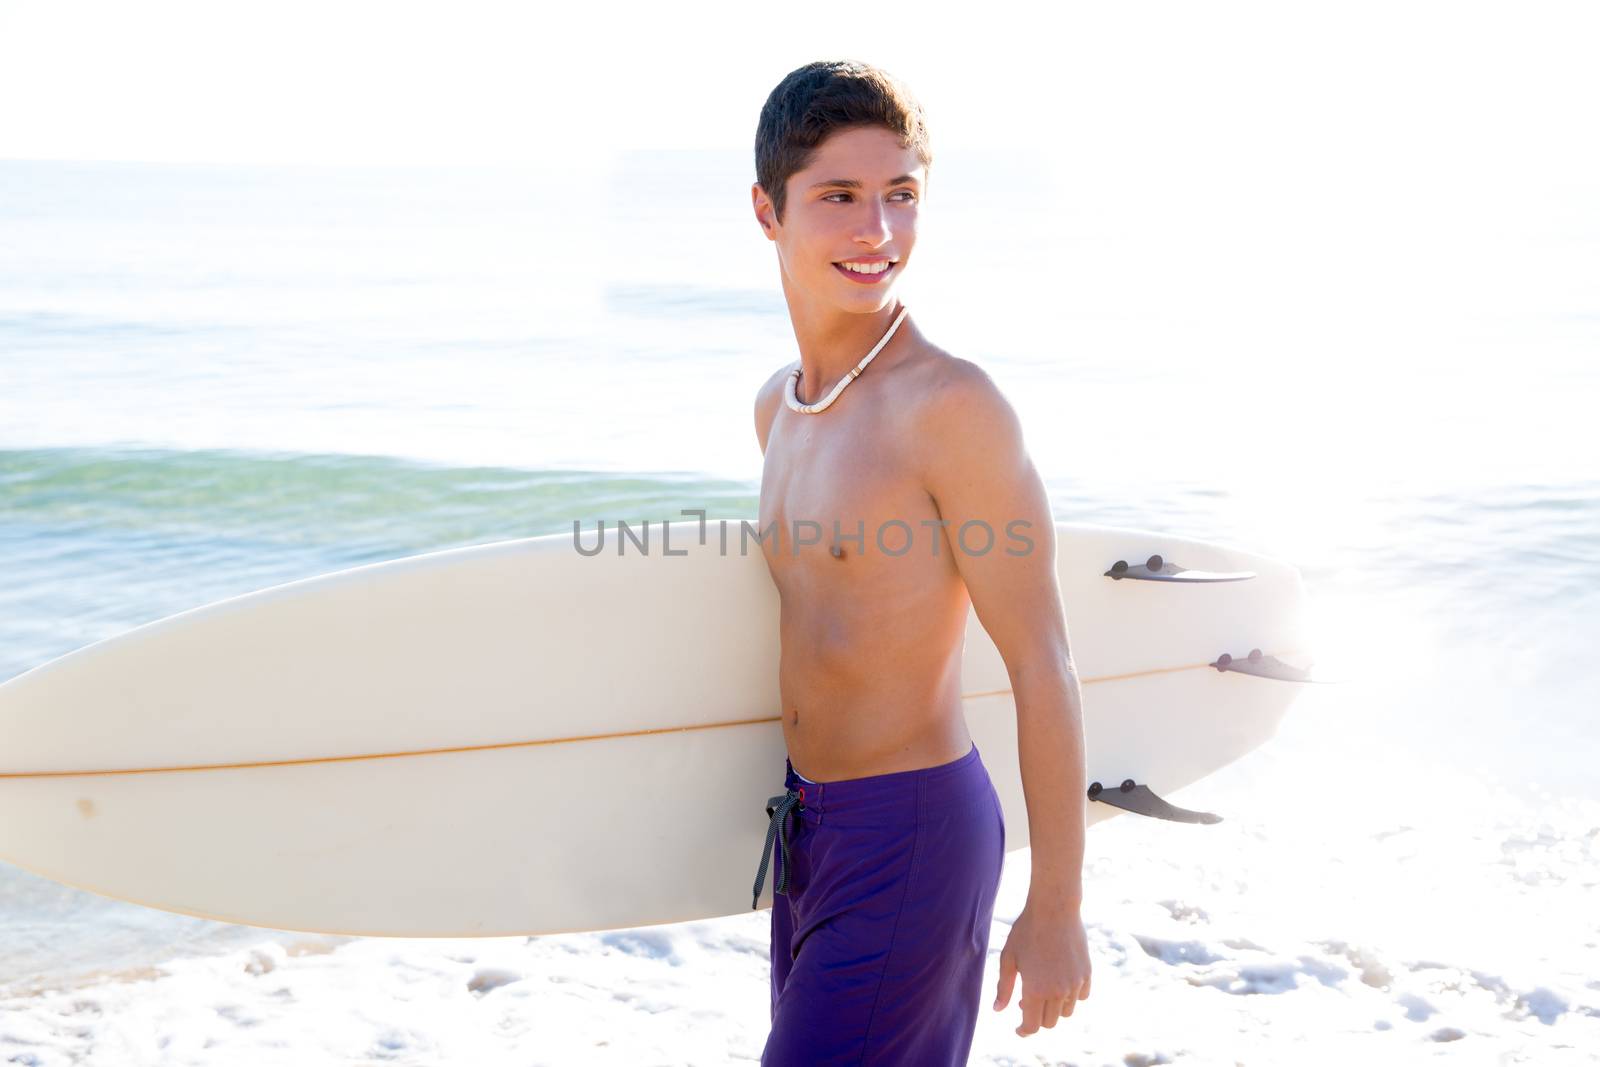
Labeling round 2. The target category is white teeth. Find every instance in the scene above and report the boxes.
[840,261,891,274]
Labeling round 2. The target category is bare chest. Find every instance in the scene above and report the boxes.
[757,398,947,588]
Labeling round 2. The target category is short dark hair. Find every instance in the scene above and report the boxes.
[755,60,933,225]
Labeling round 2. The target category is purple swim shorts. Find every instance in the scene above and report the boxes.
[754,742,1006,1065]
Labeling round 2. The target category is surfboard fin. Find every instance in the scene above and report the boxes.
[1088,779,1222,824]
[1209,648,1320,682]
[1104,553,1255,583]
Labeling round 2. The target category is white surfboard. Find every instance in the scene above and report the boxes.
[0,521,1315,937]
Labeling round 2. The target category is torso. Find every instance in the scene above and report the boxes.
[755,340,974,782]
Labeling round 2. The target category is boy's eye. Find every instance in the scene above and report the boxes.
[824,191,917,203]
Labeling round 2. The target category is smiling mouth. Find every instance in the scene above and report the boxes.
[833,260,898,284]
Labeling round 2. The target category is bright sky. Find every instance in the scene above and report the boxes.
[2,0,1596,180]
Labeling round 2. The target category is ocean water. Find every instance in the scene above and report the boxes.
[1,156,1597,1063]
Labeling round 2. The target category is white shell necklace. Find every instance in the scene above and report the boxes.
[784,305,911,414]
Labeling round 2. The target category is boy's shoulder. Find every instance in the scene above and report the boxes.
[895,345,1005,420]
[753,360,797,454]
[893,345,1024,465]
[756,359,797,402]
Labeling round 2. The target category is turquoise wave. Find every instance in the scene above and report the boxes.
[0,445,757,679]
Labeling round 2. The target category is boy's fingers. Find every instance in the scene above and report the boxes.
[1016,992,1043,1036]
[992,951,1017,1010]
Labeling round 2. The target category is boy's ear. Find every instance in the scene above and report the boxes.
[752,183,777,237]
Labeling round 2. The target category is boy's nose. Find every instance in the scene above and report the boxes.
[854,204,893,244]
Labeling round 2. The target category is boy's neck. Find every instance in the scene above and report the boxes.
[786,297,911,401]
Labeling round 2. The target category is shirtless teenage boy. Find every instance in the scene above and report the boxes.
[747,61,1092,1064]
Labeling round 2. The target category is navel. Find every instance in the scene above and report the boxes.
[830,542,846,559]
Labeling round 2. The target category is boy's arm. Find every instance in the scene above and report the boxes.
[912,358,1091,1033]
[912,359,1085,906]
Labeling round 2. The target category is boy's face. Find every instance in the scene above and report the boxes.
[754,124,924,313]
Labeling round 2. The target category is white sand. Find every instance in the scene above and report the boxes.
[5,732,1596,1066]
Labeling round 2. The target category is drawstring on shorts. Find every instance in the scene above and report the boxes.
[752,785,805,909]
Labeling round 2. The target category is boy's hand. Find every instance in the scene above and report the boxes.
[992,900,1091,1037]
